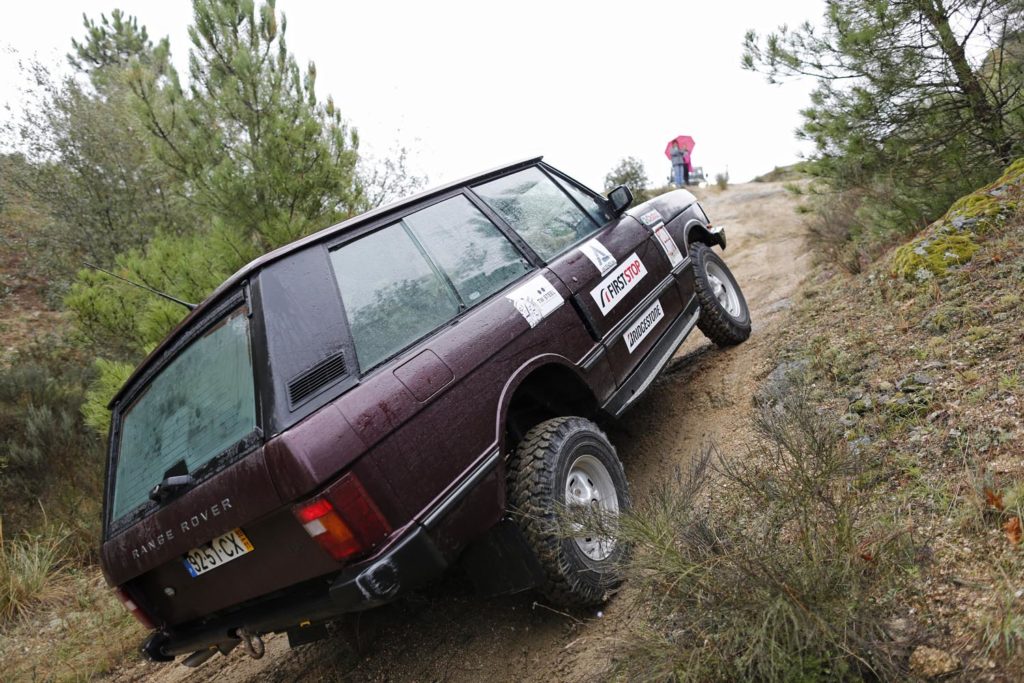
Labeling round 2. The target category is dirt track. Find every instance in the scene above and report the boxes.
[107,181,811,683]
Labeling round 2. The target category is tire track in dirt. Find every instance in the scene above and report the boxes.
[107,181,811,683]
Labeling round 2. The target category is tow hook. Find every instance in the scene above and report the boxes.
[238,628,265,659]
[140,632,175,663]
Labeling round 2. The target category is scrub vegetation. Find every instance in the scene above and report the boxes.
[608,157,1024,680]
[608,388,911,681]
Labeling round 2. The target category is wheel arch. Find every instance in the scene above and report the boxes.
[496,357,600,458]
[683,218,724,251]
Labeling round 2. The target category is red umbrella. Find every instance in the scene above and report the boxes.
[664,135,695,159]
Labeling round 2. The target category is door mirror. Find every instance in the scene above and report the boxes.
[607,185,633,216]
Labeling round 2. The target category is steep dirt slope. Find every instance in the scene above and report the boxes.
[107,180,811,683]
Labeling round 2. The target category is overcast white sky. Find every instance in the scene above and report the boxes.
[1,0,822,189]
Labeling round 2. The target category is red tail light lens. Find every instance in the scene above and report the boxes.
[294,497,361,560]
[113,586,156,629]
[292,473,391,562]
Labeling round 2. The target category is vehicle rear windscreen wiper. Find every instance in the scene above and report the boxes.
[149,460,194,502]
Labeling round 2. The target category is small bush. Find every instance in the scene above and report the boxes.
[714,172,729,190]
[0,347,105,559]
[806,189,868,274]
[5,404,79,472]
[605,374,910,681]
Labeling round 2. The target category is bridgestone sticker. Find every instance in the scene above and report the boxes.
[507,275,564,328]
[580,238,616,275]
[624,299,665,353]
[590,253,647,315]
[653,224,684,267]
[639,209,663,226]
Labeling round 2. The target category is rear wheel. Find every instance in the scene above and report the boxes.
[691,242,751,346]
[508,417,629,607]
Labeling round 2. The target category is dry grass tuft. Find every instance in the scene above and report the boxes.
[0,520,73,623]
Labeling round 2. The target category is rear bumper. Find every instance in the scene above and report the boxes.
[144,525,447,659]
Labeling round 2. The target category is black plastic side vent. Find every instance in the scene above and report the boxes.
[287,351,347,407]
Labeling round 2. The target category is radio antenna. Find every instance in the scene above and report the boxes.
[83,262,197,311]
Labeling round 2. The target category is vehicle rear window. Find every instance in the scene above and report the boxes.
[473,167,600,260]
[331,224,460,371]
[112,308,257,522]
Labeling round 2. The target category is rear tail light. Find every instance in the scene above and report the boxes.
[113,586,156,629]
[292,473,391,562]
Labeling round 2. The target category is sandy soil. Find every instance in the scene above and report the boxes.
[107,181,811,683]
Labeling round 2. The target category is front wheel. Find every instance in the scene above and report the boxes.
[691,242,751,346]
[508,417,630,607]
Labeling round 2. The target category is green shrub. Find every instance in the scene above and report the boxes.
[82,358,134,436]
[0,348,105,558]
[605,375,909,681]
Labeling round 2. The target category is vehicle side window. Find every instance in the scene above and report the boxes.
[551,174,613,226]
[403,195,531,306]
[473,167,600,260]
[331,225,460,371]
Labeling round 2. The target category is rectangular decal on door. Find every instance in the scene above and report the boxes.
[580,238,616,275]
[639,209,664,226]
[653,225,684,267]
[590,253,647,315]
[507,274,564,328]
[624,299,665,353]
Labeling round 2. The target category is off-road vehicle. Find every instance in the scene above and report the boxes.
[100,157,750,666]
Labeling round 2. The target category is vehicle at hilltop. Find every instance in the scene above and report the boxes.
[99,157,751,667]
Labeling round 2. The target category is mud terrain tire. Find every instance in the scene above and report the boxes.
[691,242,751,346]
[508,417,629,607]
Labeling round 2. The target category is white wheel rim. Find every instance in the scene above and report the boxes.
[705,261,741,317]
[564,454,619,561]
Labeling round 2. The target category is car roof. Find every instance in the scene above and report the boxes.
[110,155,544,408]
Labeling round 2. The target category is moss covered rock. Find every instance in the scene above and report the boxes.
[892,157,1024,281]
[893,233,979,281]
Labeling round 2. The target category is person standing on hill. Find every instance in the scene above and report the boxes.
[670,142,690,186]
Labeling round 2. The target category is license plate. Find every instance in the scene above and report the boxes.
[183,528,253,577]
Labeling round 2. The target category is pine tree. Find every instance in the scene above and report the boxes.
[744,0,1024,246]
[129,0,364,248]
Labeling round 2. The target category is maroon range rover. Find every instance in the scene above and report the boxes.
[100,157,750,667]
